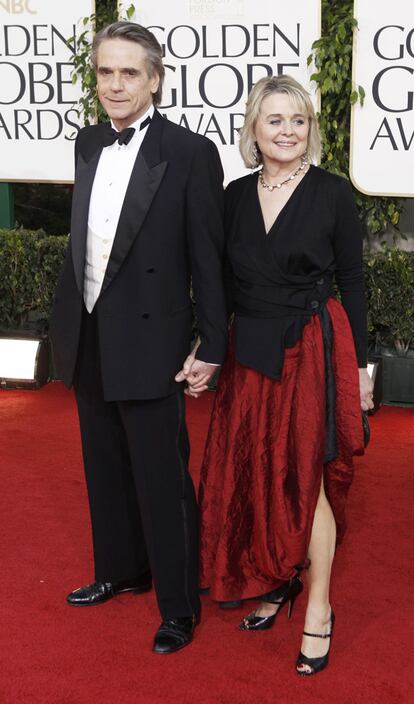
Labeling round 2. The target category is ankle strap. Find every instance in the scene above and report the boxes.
[303,630,332,639]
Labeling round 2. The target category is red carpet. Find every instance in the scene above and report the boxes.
[0,383,413,704]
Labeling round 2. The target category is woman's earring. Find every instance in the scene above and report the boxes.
[252,142,260,166]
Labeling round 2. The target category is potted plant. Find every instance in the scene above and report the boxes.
[0,228,67,335]
[0,229,67,386]
[364,246,414,405]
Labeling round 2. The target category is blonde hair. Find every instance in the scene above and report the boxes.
[239,75,321,168]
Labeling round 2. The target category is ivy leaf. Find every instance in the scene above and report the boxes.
[127,4,136,19]
[350,90,358,105]
[337,24,346,41]
[322,77,333,92]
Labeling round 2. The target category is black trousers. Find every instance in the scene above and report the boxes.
[73,307,200,620]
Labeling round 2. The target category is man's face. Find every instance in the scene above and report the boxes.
[96,38,160,131]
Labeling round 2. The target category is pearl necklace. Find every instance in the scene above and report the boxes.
[259,158,309,192]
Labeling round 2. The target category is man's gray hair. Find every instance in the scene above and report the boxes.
[91,21,165,106]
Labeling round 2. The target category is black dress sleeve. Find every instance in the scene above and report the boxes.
[332,178,367,367]
[186,138,228,364]
[223,180,241,317]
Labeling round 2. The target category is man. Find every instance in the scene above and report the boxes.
[50,21,227,654]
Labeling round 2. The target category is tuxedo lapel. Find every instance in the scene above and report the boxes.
[70,140,103,293]
[101,111,168,296]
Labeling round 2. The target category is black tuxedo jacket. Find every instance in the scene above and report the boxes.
[50,110,228,401]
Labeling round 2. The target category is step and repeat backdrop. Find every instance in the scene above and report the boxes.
[0,0,94,182]
[351,0,414,197]
[123,0,321,182]
[0,0,412,196]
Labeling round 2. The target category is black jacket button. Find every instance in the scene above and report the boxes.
[310,300,319,310]
[142,313,150,319]
[146,268,155,273]
[316,277,324,286]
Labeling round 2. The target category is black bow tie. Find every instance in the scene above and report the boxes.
[103,116,151,147]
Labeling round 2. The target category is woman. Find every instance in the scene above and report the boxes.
[186,75,374,675]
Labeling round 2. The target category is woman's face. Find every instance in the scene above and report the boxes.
[254,92,309,168]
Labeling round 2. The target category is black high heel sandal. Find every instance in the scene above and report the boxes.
[239,575,303,631]
[296,610,335,676]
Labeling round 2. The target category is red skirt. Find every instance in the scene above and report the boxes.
[199,298,364,602]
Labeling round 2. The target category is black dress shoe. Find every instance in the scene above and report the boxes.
[66,573,152,606]
[152,616,197,654]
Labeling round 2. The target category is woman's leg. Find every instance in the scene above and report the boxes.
[296,478,336,673]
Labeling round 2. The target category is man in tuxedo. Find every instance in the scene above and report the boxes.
[50,21,227,654]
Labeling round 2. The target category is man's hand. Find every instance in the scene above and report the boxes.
[178,359,218,397]
[175,340,219,397]
[359,367,374,411]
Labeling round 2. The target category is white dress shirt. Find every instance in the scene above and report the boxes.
[83,105,154,312]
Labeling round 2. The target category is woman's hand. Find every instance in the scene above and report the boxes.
[175,339,199,395]
[359,368,374,411]
[175,337,219,398]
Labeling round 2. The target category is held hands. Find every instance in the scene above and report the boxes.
[175,338,219,398]
[177,354,374,406]
[359,368,374,411]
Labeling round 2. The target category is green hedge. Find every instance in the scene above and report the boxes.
[365,248,414,354]
[0,230,413,355]
[0,229,67,333]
